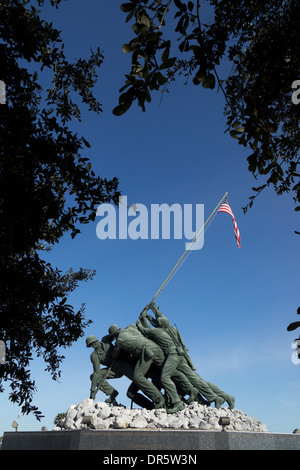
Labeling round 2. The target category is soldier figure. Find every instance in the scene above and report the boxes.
[136,308,199,413]
[86,301,235,412]
[86,334,155,409]
[108,324,166,409]
[148,301,235,409]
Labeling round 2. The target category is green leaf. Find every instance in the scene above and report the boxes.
[159,57,176,70]
[174,0,184,9]
[113,100,132,116]
[145,86,151,103]
[287,321,300,331]
[202,74,216,89]
[251,139,258,150]
[230,130,239,139]
[161,47,170,62]
[252,184,267,192]
[121,3,136,13]
[140,12,151,28]
[122,43,132,53]
[193,68,205,85]
[82,137,91,148]
[267,172,278,185]
[193,76,202,85]
[156,71,167,85]
[126,9,136,22]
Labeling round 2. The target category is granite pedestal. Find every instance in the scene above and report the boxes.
[2,429,300,450]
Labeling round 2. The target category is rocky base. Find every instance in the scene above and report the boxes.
[53,398,268,433]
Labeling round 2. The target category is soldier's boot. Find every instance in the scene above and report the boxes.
[213,396,225,409]
[186,387,199,405]
[207,382,235,409]
[105,390,119,406]
[166,401,185,414]
[154,396,165,409]
[127,391,154,410]
[195,394,211,406]
[223,394,235,409]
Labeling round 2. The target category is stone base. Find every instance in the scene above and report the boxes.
[2,429,300,450]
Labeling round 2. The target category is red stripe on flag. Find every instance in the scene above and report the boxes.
[218,201,241,248]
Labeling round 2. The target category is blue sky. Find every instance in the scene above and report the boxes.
[1,1,299,436]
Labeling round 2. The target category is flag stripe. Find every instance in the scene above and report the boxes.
[218,200,241,248]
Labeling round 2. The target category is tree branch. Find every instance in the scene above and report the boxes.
[158,0,172,31]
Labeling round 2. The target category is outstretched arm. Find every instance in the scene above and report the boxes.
[137,307,152,328]
[149,300,164,318]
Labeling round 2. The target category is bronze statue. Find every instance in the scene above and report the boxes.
[86,301,235,411]
[86,334,156,409]
[108,324,166,409]
[136,308,199,413]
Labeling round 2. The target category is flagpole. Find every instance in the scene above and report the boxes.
[151,192,228,302]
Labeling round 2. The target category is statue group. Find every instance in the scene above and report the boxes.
[86,301,235,414]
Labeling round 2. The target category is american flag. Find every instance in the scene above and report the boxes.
[217,198,241,248]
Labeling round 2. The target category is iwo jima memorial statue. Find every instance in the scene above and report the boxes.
[87,194,237,415]
[86,300,235,414]
[5,200,300,448]
[4,193,271,448]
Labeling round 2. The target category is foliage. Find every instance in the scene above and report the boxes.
[0,0,120,418]
[115,0,300,215]
[54,412,66,426]
[287,307,300,333]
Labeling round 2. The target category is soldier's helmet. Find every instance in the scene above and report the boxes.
[86,335,98,347]
[108,324,121,337]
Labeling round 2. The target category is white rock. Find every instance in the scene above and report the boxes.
[64,416,75,430]
[55,400,268,433]
[66,407,78,421]
[232,421,245,431]
[76,398,95,416]
[73,417,83,429]
[198,419,211,430]
[208,417,221,429]
[189,417,202,429]
[91,417,111,430]
[97,404,111,419]
[130,416,148,428]
[259,423,268,432]
[113,415,132,429]
[109,408,121,417]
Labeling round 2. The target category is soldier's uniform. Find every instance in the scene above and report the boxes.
[149,302,235,409]
[136,313,198,412]
[86,335,155,409]
[109,324,165,407]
